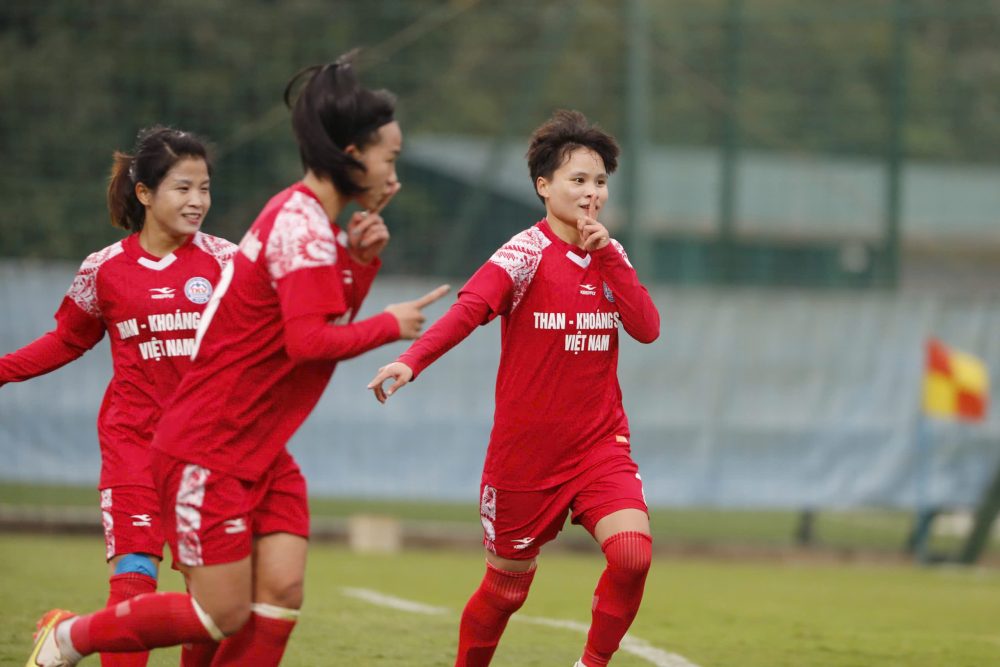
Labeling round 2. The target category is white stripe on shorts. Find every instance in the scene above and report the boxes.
[176,464,210,567]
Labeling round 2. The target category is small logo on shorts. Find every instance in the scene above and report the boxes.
[512,537,535,550]
[130,514,153,527]
[184,277,213,304]
[223,518,247,534]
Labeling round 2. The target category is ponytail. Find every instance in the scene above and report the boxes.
[284,50,396,197]
[107,151,145,232]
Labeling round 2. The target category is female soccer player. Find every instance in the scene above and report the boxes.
[369,109,660,667]
[4,126,235,667]
[27,52,447,667]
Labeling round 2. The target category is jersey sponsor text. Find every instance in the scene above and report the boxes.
[138,337,196,361]
[116,318,140,339]
[564,333,611,352]
[147,310,201,332]
[533,311,566,329]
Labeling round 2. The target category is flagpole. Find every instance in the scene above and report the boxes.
[910,414,935,564]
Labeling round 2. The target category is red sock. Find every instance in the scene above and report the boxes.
[455,562,535,667]
[106,572,157,606]
[582,532,652,667]
[99,573,158,667]
[70,593,217,655]
[180,640,219,667]
[210,606,298,666]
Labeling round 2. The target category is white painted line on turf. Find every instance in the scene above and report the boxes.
[341,587,449,615]
[341,587,701,667]
[513,614,700,667]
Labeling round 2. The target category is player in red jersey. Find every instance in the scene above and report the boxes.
[369,110,660,667]
[27,52,447,667]
[5,126,235,667]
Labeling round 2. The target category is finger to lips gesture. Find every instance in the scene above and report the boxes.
[577,195,609,252]
[383,284,450,340]
[348,182,401,264]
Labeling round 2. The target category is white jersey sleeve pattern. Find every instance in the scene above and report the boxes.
[609,239,633,268]
[193,232,238,268]
[265,190,338,281]
[65,241,125,318]
[487,227,551,312]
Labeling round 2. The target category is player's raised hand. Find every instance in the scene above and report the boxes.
[577,195,609,252]
[348,182,401,264]
[367,361,414,403]
[384,284,450,340]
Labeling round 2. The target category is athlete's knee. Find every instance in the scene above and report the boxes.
[602,531,652,576]
[482,561,536,613]
[216,605,252,637]
[261,577,305,610]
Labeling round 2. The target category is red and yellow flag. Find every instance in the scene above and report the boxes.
[923,338,989,421]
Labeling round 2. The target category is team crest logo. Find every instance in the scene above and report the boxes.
[602,282,615,303]
[184,277,213,304]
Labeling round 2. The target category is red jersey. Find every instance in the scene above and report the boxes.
[153,183,400,481]
[0,232,236,489]
[399,219,660,491]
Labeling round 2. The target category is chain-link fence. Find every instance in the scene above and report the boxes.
[2,0,999,285]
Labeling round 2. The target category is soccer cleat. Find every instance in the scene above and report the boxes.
[26,609,78,667]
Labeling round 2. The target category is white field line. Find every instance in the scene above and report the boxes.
[341,586,450,615]
[341,587,701,667]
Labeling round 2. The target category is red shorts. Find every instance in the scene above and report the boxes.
[479,453,648,560]
[152,449,310,568]
[100,485,165,561]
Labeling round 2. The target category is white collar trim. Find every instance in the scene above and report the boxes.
[565,251,591,269]
[137,253,178,271]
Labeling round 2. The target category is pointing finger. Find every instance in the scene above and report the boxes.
[413,284,451,309]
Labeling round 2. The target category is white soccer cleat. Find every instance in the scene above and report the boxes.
[26,609,79,667]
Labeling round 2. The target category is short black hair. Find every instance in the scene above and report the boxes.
[526,109,619,204]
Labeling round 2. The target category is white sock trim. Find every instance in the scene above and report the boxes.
[191,598,226,641]
[251,602,300,622]
[55,617,83,662]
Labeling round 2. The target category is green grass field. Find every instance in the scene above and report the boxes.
[3,482,997,556]
[2,533,998,667]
